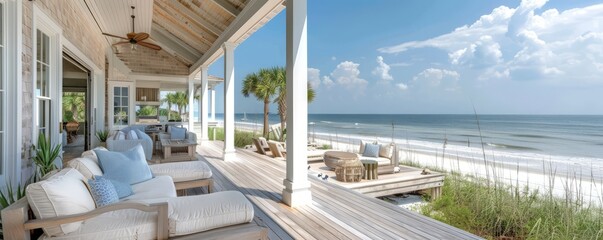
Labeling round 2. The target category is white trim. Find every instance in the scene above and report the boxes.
[62,38,105,148]
[0,0,21,186]
[108,81,135,131]
[32,4,63,168]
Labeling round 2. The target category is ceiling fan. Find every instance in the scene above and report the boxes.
[102,6,162,51]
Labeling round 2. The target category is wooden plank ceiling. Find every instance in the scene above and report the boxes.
[86,0,248,75]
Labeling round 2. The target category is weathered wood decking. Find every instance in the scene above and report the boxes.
[308,161,444,198]
[193,141,482,240]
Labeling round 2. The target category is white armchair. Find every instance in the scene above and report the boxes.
[106,129,153,160]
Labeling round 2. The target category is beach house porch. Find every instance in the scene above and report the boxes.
[0,0,481,238]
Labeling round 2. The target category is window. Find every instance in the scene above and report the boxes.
[35,29,51,138]
[113,86,129,126]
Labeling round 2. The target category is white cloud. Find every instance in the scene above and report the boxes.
[378,0,603,83]
[413,68,460,91]
[308,68,321,88]
[372,56,394,81]
[328,61,368,89]
[331,56,337,61]
[396,83,408,90]
[322,76,334,87]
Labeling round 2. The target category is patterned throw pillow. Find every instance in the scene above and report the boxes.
[94,175,133,199]
[87,177,119,207]
[362,143,380,157]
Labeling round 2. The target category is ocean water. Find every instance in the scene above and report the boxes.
[221,113,603,159]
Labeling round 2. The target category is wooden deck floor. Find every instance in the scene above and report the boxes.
[193,141,482,240]
[308,161,444,198]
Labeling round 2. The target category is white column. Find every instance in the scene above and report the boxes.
[200,66,209,141]
[210,89,216,121]
[222,42,236,161]
[187,75,195,132]
[282,0,311,207]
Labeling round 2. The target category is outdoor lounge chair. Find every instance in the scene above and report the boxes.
[71,147,213,196]
[2,168,266,240]
[2,146,265,239]
[267,140,328,161]
[252,137,271,155]
[267,140,286,159]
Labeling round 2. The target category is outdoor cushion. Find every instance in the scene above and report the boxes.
[362,143,380,157]
[87,177,119,207]
[95,175,133,199]
[379,142,394,159]
[47,191,254,239]
[81,147,107,163]
[171,126,186,140]
[26,168,96,237]
[135,129,152,142]
[359,140,369,154]
[127,130,139,140]
[142,191,254,236]
[149,161,212,182]
[67,157,103,179]
[95,144,153,185]
[45,208,157,240]
[124,175,177,201]
[114,131,126,140]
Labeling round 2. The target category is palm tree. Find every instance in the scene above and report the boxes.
[241,68,278,138]
[271,66,315,141]
[162,92,178,120]
[62,92,85,122]
[173,92,188,120]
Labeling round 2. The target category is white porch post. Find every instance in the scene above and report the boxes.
[200,66,209,141]
[222,42,236,161]
[187,75,195,132]
[210,89,216,121]
[282,0,311,207]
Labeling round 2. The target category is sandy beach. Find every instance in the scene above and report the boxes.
[231,121,603,205]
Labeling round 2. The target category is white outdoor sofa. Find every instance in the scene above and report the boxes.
[1,151,266,239]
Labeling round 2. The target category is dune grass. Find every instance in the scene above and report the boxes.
[399,156,603,239]
[208,127,260,148]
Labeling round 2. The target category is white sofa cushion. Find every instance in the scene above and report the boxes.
[47,191,254,239]
[379,142,394,159]
[26,168,96,237]
[67,157,103,179]
[124,175,177,201]
[149,161,212,182]
[166,191,254,236]
[44,209,157,240]
[81,147,107,163]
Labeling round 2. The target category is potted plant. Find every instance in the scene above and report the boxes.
[95,129,109,148]
[32,133,62,179]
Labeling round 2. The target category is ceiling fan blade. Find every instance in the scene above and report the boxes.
[138,41,162,51]
[134,32,150,42]
[102,33,128,40]
[112,41,130,46]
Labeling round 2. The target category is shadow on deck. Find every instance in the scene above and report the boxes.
[190,141,481,240]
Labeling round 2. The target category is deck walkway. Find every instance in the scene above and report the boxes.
[194,141,482,240]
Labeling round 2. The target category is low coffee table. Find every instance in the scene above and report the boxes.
[160,139,198,163]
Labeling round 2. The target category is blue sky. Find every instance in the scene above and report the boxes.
[206,0,603,114]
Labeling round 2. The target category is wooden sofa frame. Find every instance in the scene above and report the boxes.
[2,197,268,240]
[174,178,213,196]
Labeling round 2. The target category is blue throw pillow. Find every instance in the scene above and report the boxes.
[171,127,186,140]
[362,143,380,157]
[95,144,153,185]
[88,177,119,207]
[94,175,133,199]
